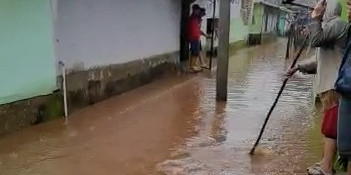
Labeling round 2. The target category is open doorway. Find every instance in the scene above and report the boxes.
[206,18,218,56]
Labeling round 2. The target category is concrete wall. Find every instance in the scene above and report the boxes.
[54,0,181,71]
[249,3,264,34]
[248,3,264,45]
[0,0,57,105]
[0,0,60,135]
[230,0,251,43]
[53,0,182,111]
[0,0,183,135]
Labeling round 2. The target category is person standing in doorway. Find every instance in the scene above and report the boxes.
[187,4,202,72]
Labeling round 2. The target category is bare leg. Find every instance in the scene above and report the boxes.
[320,138,336,173]
[190,56,201,72]
[347,162,351,175]
[190,56,195,70]
[199,51,207,67]
[315,91,338,173]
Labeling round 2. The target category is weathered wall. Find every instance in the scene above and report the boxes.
[0,93,63,135]
[0,0,57,105]
[54,0,181,71]
[249,3,264,34]
[64,52,179,111]
[248,3,264,45]
[53,0,182,112]
[0,0,183,134]
[230,0,251,43]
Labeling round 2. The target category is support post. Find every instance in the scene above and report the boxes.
[209,0,217,70]
[216,0,231,101]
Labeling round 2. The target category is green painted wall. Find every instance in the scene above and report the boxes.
[339,0,348,22]
[0,0,56,105]
[230,18,250,43]
[249,3,264,34]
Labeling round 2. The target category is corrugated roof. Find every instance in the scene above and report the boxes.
[260,0,317,7]
[260,0,280,6]
[260,0,317,11]
[293,0,317,7]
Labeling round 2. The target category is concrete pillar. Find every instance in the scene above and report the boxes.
[216,0,231,101]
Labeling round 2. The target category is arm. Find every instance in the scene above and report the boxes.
[201,31,207,37]
[307,0,334,47]
[286,56,317,77]
[308,20,335,47]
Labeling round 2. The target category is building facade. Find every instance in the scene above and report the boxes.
[0,0,266,135]
[0,0,56,105]
[192,0,255,48]
[0,0,184,135]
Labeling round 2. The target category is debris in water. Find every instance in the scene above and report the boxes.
[9,152,18,159]
[39,137,47,142]
[89,126,96,131]
[157,158,204,175]
[187,137,217,148]
[69,131,78,137]
[251,147,273,156]
[170,149,191,159]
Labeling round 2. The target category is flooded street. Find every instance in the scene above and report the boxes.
[0,39,323,175]
[158,39,322,174]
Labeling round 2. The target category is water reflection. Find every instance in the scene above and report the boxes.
[158,39,319,175]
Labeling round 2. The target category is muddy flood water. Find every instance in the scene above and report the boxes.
[0,39,324,175]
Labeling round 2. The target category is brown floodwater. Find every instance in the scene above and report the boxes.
[0,39,323,175]
[157,39,323,175]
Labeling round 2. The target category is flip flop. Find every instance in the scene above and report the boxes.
[307,162,321,171]
[307,165,334,175]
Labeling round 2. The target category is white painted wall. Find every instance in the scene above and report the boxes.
[54,0,181,70]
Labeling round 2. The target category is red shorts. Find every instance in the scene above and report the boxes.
[321,104,338,139]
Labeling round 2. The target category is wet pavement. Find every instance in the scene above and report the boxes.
[0,39,323,175]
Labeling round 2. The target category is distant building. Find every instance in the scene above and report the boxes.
[192,0,255,48]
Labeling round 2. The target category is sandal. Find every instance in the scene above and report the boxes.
[307,162,321,171]
[307,165,334,175]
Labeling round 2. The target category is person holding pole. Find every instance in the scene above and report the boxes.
[287,0,349,174]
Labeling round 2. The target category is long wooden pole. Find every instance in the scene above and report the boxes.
[209,0,217,70]
[216,0,231,101]
[250,37,309,155]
